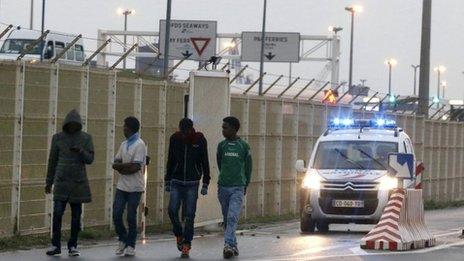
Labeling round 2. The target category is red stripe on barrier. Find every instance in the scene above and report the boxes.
[366,241,375,249]
[364,228,402,241]
[375,221,399,230]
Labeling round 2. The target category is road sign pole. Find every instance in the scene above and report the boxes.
[258,0,267,96]
[163,0,172,79]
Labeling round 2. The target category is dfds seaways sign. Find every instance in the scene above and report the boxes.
[159,20,217,61]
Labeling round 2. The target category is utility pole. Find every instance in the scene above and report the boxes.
[40,0,45,62]
[418,0,432,116]
[163,0,172,79]
[258,0,267,96]
[30,0,34,29]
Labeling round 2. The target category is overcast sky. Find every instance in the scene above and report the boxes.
[0,0,462,99]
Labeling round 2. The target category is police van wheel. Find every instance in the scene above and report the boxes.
[300,214,316,233]
[316,221,329,233]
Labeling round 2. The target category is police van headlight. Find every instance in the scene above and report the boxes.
[302,173,322,190]
[378,175,398,190]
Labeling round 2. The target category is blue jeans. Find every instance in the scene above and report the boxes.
[218,186,245,248]
[113,189,142,248]
[51,200,82,249]
[168,181,199,245]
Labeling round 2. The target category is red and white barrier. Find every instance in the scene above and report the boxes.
[415,162,424,189]
[360,188,435,251]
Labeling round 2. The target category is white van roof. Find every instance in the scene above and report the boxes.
[7,29,82,45]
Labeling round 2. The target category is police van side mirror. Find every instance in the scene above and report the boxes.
[295,160,307,173]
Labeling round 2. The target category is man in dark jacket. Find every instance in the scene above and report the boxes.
[165,118,211,258]
[45,109,94,257]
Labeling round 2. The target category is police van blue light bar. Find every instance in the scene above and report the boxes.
[329,118,397,129]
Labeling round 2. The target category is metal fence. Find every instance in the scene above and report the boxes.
[0,61,463,237]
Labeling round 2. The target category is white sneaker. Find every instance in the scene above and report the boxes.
[124,246,136,256]
[115,241,126,256]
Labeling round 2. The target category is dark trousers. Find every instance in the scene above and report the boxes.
[52,200,82,249]
[168,182,199,245]
[113,189,142,248]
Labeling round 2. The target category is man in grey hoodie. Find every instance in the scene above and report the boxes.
[45,109,94,257]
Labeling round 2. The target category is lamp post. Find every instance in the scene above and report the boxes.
[40,0,45,62]
[441,81,447,100]
[411,64,420,95]
[385,58,398,96]
[434,65,446,107]
[118,8,135,69]
[344,5,363,91]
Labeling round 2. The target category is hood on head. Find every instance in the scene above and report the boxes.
[62,109,83,133]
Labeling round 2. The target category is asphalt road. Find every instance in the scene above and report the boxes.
[1,207,464,260]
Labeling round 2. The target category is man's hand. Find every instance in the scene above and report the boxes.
[70,146,83,154]
[165,181,171,192]
[45,184,52,194]
[201,184,208,196]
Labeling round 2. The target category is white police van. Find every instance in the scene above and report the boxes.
[0,28,85,64]
[295,118,415,233]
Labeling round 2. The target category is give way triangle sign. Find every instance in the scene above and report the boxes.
[190,38,211,56]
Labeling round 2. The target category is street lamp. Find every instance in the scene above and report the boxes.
[118,8,135,69]
[385,58,398,96]
[345,5,363,91]
[411,64,420,96]
[433,65,446,106]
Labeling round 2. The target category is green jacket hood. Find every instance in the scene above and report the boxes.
[63,109,83,133]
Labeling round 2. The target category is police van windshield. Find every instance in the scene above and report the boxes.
[0,39,43,54]
[313,141,398,170]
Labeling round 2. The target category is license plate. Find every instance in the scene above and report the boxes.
[332,200,364,208]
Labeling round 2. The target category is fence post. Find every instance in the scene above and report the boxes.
[275,101,283,215]
[11,61,25,235]
[451,123,457,200]
[45,63,59,235]
[105,71,117,229]
[241,97,250,219]
[156,82,167,224]
[80,66,90,130]
[258,99,267,216]
[460,125,464,200]
[291,100,300,214]
[79,66,90,230]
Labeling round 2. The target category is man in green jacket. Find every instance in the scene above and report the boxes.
[217,116,252,259]
[45,109,94,257]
